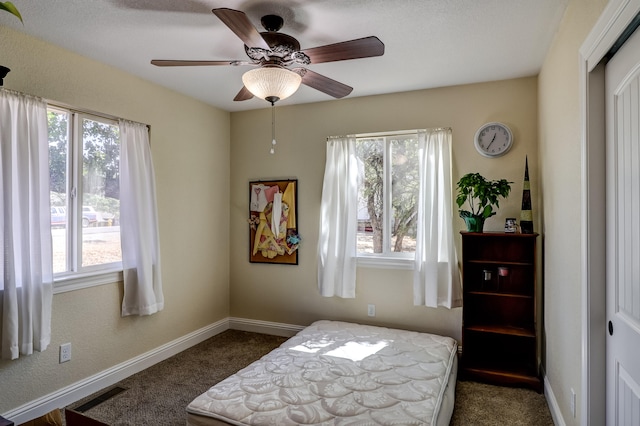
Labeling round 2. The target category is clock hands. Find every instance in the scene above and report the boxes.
[486,133,497,149]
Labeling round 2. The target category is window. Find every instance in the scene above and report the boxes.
[319,128,458,302]
[48,107,122,284]
[355,132,419,260]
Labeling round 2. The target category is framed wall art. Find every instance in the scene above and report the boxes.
[248,179,299,265]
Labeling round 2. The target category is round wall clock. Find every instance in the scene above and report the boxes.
[474,122,513,158]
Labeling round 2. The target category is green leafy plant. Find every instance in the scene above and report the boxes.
[0,1,22,23]
[456,173,512,220]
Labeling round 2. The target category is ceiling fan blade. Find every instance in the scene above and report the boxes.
[234,86,254,101]
[212,8,270,50]
[300,69,353,98]
[151,60,248,66]
[302,36,384,64]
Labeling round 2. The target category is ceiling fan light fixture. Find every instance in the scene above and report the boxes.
[242,66,302,103]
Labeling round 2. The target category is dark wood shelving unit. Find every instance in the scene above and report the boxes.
[460,231,541,392]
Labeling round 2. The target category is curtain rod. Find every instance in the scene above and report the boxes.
[2,87,148,129]
[0,87,44,101]
[327,127,451,141]
[47,99,149,129]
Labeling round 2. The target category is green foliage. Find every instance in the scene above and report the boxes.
[0,1,22,23]
[357,140,385,252]
[456,173,512,219]
[84,193,120,217]
[389,140,419,251]
[48,111,120,200]
[82,119,120,200]
[356,137,419,252]
[48,111,68,194]
[48,110,121,218]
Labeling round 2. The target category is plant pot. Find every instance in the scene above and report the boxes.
[461,213,485,232]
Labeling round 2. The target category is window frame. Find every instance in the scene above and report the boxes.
[355,130,420,270]
[48,103,124,293]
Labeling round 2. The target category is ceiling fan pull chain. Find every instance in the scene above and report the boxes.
[270,103,276,154]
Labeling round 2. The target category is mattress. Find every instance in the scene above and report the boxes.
[187,320,458,426]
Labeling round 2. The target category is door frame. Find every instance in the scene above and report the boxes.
[580,0,640,424]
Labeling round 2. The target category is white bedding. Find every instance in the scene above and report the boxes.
[187,320,458,426]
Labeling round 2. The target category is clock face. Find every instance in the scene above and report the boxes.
[474,122,513,158]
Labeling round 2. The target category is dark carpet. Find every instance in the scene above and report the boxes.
[66,329,554,425]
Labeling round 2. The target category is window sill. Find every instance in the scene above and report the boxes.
[357,256,415,270]
[53,269,123,294]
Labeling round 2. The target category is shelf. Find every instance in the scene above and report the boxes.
[465,324,535,337]
[462,348,538,372]
[461,367,541,392]
[462,362,537,379]
[466,259,533,267]
[467,290,533,299]
[460,231,539,238]
[461,232,539,391]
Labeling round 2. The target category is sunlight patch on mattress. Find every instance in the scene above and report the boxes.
[325,340,389,361]
[290,338,389,361]
[289,338,333,353]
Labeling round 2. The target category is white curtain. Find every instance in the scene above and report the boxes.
[413,128,462,308]
[0,89,53,360]
[119,120,163,316]
[317,136,358,298]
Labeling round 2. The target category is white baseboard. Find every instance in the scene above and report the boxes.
[543,367,567,426]
[229,317,304,337]
[2,318,230,424]
[4,318,563,425]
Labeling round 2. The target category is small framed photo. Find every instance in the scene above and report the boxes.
[505,218,517,233]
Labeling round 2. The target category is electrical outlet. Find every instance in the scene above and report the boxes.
[60,343,72,363]
[367,304,376,317]
[570,388,576,418]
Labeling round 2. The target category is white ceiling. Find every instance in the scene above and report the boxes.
[1,0,568,112]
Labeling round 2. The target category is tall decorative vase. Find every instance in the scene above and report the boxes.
[520,156,534,234]
[0,66,9,86]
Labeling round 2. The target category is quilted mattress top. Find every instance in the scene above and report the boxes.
[187,320,458,425]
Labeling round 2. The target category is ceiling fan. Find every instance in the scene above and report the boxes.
[151,8,385,104]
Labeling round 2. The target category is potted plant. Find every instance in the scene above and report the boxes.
[0,1,21,22]
[0,2,22,86]
[456,172,511,232]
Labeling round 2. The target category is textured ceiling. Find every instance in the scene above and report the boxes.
[1,0,568,112]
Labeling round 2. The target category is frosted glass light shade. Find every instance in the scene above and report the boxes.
[242,66,302,102]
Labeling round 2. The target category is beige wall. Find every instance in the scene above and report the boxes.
[538,0,608,424]
[0,27,231,412]
[229,77,540,341]
[4,5,594,416]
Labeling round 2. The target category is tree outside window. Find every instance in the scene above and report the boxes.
[356,133,419,256]
[48,108,122,275]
